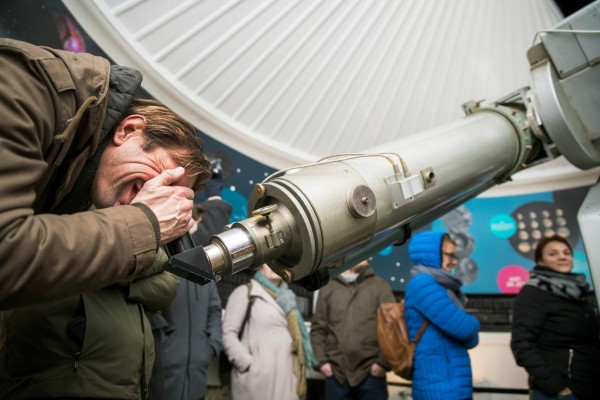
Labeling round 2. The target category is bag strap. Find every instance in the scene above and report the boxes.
[413,320,429,345]
[238,282,256,339]
[401,299,429,346]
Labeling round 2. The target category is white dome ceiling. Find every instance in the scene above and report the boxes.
[62,0,599,195]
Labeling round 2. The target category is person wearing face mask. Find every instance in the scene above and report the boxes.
[511,235,600,400]
[222,264,317,400]
[404,231,480,400]
[310,260,395,400]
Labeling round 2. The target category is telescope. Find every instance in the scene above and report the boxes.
[165,3,600,294]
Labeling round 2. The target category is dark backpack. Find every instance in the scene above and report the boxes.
[377,299,428,380]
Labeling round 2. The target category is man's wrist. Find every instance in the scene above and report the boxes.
[131,203,160,248]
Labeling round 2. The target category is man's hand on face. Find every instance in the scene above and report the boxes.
[132,166,195,244]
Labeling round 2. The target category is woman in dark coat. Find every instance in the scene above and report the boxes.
[511,235,600,400]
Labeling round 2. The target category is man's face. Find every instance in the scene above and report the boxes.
[441,240,458,272]
[91,116,196,208]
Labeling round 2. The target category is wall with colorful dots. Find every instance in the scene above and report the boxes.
[371,185,592,294]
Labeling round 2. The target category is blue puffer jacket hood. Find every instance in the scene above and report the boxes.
[408,231,445,269]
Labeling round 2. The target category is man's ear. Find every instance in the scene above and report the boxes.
[113,115,146,145]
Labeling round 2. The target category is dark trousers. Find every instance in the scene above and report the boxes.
[324,375,388,400]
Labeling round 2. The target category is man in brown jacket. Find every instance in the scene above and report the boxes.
[0,38,212,310]
[310,260,395,400]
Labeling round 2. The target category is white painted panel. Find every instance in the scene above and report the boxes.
[62,0,584,195]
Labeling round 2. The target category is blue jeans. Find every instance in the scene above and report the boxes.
[324,374,388,400]
[531,389,578,400]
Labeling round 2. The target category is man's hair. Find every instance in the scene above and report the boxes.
[122,98,212,192]
[534,235,572,264]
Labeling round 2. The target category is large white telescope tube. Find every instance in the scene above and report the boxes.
[201,103,540,283]
[169,1,600,290]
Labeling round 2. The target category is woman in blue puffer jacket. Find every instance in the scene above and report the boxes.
[405,231,480,400]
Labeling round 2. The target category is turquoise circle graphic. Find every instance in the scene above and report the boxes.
[378,246,393,256]
[221,189,248,224]
[489,214,517,238]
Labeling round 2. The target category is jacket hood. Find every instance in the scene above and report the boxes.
[408,231,445,269]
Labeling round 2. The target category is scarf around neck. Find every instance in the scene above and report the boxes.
[254,271,317,397]
[527,266,588,301]
[411,265,467,308]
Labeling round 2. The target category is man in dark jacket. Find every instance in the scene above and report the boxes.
[149,173,232,400]
[310,260,395,400]
[0,38,212,310]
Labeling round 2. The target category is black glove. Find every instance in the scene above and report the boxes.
[204,168,224,198]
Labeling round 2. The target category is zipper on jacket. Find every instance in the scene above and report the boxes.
[138,303,149,400]
[567,348,574,380]
[72,351,81,373]
[141,380,148,399]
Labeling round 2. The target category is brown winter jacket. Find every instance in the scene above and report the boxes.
[310,266,395,386]
[0,39,159,310]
